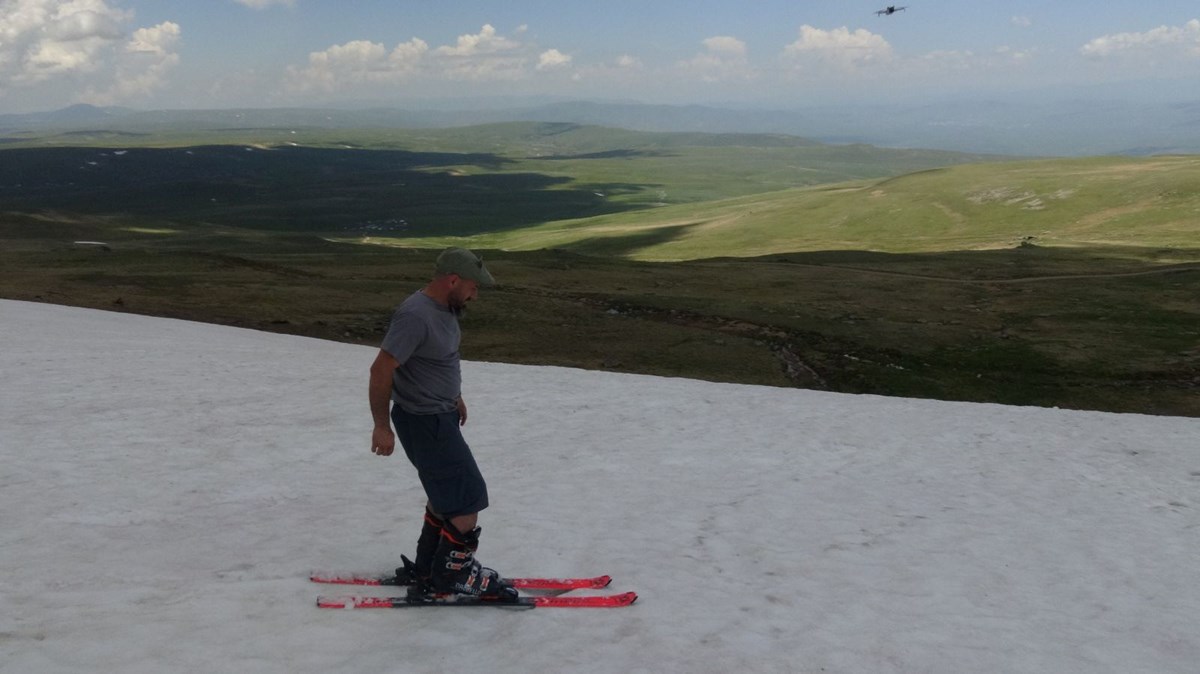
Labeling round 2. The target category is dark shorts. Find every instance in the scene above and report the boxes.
[391,405,489,518]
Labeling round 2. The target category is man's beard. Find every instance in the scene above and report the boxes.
[448,289,471,315]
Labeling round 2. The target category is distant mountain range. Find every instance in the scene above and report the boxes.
[4,99,1200,157]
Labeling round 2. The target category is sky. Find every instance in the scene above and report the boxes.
[2,1,1200,113]
[3,298,1199,672]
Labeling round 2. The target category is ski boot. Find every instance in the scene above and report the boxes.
[431,521,518,601]
[400,508,444,599]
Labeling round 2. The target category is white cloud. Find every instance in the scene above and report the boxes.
[0,0,179,106]
[1,0,131,85]
[702,36,747,57]
[84,21,180,104]
[768,25,1044,102]
[1081,19,1200,57]
[284,38,428,94]
[283,24,570,95]
[537,49,571,71]
[1012,16,1032,29]
[231,0,294,9]
[782,25,893,71]
[615,54,642,70]
[20,38,104,81]
[388,38,429,69]
[433,24,529,80]
[435,24,520,58]
[44,1,126,41]
[680,35,752,82]
[127,21,180,57]
[315,40,388,68]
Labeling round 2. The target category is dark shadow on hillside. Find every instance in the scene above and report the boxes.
[0,145,658,235]
[561,222,704,257]
[58,130,151,138]
[541,149,676,160]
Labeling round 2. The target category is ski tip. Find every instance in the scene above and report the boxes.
[532,591,638,608]
[596,575,613,588]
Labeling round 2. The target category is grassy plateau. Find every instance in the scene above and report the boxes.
[2,123,1197,416]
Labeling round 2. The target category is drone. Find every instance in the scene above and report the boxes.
[875,5,906,15]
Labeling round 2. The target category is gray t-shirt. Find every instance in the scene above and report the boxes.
[381,291,462,415]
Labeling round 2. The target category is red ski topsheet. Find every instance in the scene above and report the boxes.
[316,592,637,609]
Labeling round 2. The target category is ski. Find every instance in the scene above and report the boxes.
[310,570,613,591]
[316,592,637,610]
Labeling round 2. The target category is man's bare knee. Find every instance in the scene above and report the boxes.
[449,513,478,533]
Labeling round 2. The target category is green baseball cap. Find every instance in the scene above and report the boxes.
[435,247,495,286]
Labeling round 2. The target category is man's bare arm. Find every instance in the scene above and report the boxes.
[369,349,400,456]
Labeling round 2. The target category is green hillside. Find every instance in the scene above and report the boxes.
[2,129,1196,417]
[378,155,1200,260]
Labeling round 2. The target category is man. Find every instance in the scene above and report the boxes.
[368,247,515,600]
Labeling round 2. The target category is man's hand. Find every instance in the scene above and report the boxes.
[372,426,396,456]
[456,396,468,426]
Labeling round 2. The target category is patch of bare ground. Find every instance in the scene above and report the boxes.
[932,202,966,225]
